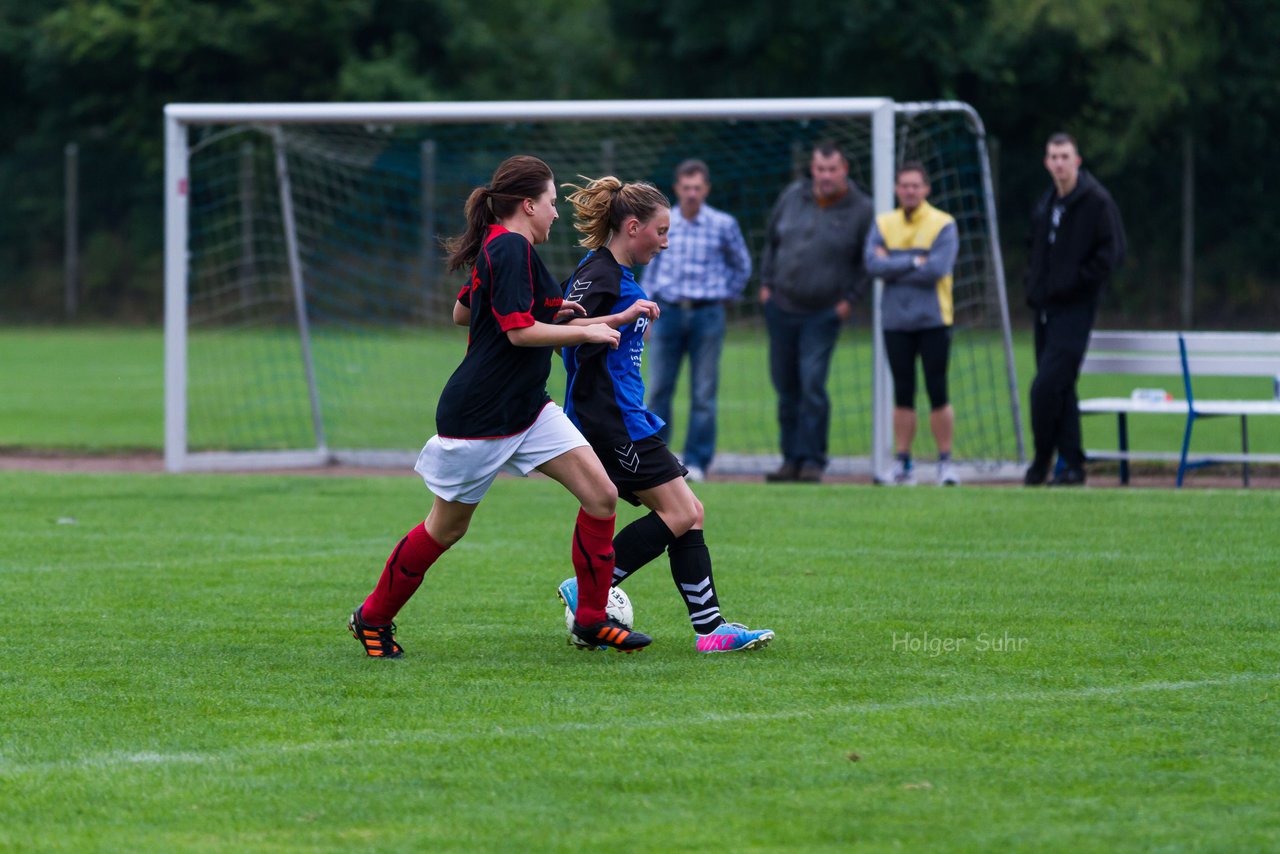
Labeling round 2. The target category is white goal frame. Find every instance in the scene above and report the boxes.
[163,98,1023,478]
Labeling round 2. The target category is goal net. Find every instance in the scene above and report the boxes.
[164,99,1024,478]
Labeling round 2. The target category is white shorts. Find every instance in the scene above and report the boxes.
[414,402,590,504]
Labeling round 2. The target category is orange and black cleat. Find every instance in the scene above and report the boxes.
[349,606,404,658]
[571,618,652,653]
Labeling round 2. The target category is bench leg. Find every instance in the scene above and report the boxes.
[1177,412,1196,488]
[1240,415,1250,488]
[1117,412,1129,485]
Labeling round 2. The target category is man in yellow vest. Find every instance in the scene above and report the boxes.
[864,162,960,486]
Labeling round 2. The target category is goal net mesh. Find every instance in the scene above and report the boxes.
[180,106,1020,469]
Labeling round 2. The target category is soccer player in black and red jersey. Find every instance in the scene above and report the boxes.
[348,155,653,657]
[556,176,775,653]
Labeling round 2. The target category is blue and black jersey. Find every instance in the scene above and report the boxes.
[436,225,565,439]
[561,248,664,446]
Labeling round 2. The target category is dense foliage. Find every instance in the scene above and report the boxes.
[1,0,1276,324]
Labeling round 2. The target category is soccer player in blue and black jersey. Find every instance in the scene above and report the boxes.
[555,176,775,654]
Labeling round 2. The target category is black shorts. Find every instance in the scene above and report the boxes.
[884,326,952,410]
[595,435,687,506]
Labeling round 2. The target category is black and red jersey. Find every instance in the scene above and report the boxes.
[435,225,565,438]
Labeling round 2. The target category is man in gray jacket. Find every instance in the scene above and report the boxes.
[760,142,874,482]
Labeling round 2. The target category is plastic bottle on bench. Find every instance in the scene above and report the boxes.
[1131,388,1171,403]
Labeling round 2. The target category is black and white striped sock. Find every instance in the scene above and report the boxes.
[668,529,725,634]
[611,511,676,586]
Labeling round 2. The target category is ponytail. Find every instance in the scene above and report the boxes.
[444,187,497,272]
[564,176,670,250]
[443,155,554,272]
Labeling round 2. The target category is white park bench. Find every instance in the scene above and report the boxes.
[1079,330,1280,487]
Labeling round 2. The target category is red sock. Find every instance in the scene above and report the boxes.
[572,508,617,626]
[361,523,448,624]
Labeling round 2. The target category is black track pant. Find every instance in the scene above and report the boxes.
[1030,302,1097,469]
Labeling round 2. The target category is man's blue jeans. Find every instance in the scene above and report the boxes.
[646,300,726,471]
[764,301,841,469]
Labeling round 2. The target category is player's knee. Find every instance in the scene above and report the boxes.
[666,494,702,535]
[430,518,470,547]
[581,479,618,518]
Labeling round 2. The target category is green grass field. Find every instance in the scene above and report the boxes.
[3,326,1278,462]
[2,471,1278,850]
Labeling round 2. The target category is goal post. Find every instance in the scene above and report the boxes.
[163,98,1024,477]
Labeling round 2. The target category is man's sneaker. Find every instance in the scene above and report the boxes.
[937,460,960,486]
[684,465,706,483]
[891,459,916,485]
[696,622,775,653]
[572,618,652,653]
[348,606,403,658]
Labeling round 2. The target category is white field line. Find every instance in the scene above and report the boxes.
[2,671,1276,778]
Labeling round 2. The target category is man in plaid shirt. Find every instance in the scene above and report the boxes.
[642,159,752,482]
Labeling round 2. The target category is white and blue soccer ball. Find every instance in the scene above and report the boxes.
[565,586,634,631]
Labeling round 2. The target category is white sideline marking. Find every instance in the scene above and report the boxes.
[3,672,1276,777]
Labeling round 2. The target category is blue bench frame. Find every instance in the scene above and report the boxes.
[1079,331,1280,487]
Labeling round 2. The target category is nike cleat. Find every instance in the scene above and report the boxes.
[557,576,579,613]
[695,622,775,653]
[558,576,601,649]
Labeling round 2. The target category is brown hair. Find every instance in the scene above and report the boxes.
[812,140,847,162]
[562,176,670,250]
[674,159,710,183]
[444,155,554,272]
[1046,132,1078,151]
[896,160,930,184]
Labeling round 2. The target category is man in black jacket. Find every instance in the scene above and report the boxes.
[1024,133,1126,486]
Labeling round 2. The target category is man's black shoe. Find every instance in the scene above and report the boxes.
[796,463,823,483]
[1024,461,1050,486]
[765,461,800,483]
[1048,467,1086,487]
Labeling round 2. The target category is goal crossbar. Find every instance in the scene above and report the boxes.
[165,98,895,126]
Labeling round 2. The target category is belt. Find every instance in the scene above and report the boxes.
[664,297,722,310]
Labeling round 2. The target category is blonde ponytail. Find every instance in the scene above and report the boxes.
[564,176,669,250]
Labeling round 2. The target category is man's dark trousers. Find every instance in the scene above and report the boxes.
[1030,301,1097,470]
[764,301,841,470]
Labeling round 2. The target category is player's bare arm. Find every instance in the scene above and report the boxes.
[507,321,620,349]
[564,298,660,330]
[452,301,471,326]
